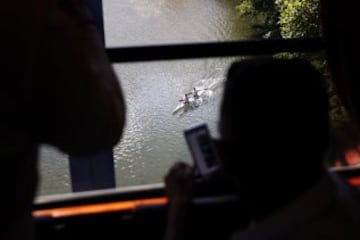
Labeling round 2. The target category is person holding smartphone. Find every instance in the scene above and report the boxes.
[164,57,360,240]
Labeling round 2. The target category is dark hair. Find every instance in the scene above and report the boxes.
[221,57,329,160]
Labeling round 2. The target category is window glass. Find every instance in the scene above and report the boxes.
[103,0,321,47]
[38,54,349,196]
[38,146,70,196]
[37,56,234,196]
[37,0,326,196]
[112,59,231,187]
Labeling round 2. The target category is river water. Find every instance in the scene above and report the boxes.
[38,0,251,196]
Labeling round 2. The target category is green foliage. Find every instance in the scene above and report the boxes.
[235,0,280,38]
[236,0,321,39]
[276,0,321,39]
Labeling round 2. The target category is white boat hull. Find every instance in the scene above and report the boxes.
[172,88,212,116]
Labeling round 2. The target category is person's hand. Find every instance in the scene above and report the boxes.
[165,161,195,205]
[164,162,195,240]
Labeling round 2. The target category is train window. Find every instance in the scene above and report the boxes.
[37,57,232,196]
[38,53,348,196]
[103,0,321,47]
[37,0,330,197]
[111,59,228,188]
[105,55,349,189]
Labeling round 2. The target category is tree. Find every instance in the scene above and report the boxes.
[276,0,321,38]
[235,0,280,38]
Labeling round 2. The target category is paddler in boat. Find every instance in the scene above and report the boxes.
[192,88,200,99]
[179,93,191,105]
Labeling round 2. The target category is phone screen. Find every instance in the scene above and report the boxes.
[184,123,220,176]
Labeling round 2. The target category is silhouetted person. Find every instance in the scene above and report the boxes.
[0,1,126,240]
[164,57,360,240]
[320,0,360,159]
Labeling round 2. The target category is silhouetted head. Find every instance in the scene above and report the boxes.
[219,57,329,198]
[320,0,360,126]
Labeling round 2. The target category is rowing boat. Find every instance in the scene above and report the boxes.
[172,88,212,116]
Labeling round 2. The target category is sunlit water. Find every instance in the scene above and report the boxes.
[38,0,251,196]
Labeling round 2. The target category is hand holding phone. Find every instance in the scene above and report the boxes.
[184,123,220,177]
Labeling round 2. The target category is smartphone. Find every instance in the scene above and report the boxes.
[184,123,220,177]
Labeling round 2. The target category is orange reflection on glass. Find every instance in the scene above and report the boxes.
[348,177,360,187]
[344,149,360,166]
[33,197,168,218]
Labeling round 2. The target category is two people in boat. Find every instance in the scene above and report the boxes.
[179,93,192,105]
[179,88,202,104]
